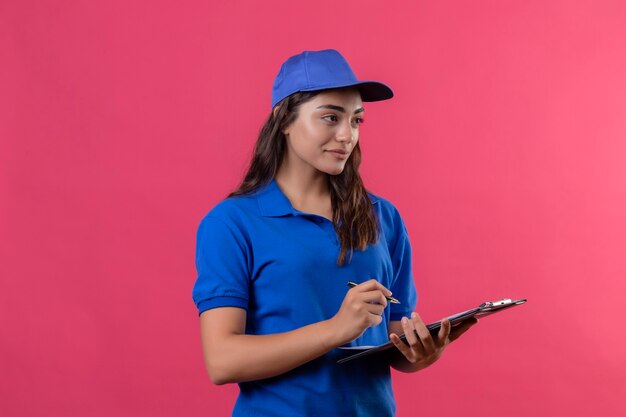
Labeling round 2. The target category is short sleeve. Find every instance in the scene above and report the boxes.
[192,215,251,315]
[388,214,418,321]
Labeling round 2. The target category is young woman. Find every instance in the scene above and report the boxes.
[192,49,477,416]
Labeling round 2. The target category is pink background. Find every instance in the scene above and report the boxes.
[2,1,625,416]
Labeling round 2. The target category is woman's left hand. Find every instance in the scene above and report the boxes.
[389,313,477,372]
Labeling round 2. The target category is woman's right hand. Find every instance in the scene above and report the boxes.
[199,279,393,384]
[328,279,392,345]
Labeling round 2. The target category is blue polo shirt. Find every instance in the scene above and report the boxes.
[192,179,417,417]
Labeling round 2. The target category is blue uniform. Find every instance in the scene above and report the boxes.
[192,179,417,416]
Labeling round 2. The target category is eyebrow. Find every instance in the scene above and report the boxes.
[316,104,365,114]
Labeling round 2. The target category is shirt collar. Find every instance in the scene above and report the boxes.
[256,178,380,217]
[256,179,294,217]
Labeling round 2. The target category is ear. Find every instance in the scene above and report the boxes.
[274,106,292,135]
[273,106,287,135]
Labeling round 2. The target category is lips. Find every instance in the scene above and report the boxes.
[326,149,349,156]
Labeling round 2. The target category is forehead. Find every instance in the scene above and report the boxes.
[306,88,363,109]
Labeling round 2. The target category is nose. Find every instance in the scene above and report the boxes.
[336,120,356,143]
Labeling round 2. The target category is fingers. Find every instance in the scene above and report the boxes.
[449,317,478,342]
[353,279,392,297]
[368,312,384,326]
[335,281,393,344]
[347,280,389,309]
[344,285,387,324]
[396,313,450,351]
[438,318,451,346]
[410,313,437,351]
[392,313,440,364]
[364,303,385,317]
[390,314,479,367]
[360,290,388,308]
[390,332,417,363]
[399,315,425,357]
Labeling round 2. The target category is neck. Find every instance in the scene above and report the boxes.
[274,163,331,212]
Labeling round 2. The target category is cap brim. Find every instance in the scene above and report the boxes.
[300,80,394,102]
[353,81,394,102]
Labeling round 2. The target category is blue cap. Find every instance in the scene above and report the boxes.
[271,49,394,108]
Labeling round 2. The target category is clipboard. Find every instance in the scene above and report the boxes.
[337,298,527,364]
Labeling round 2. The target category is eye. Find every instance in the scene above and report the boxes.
[352,117,365,125]
[322,114,338,122]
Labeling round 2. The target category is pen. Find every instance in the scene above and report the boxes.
[347,281,400,304]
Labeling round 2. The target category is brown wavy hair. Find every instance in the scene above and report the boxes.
[229,90,379,265]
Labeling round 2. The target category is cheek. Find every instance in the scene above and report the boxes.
[301,124,329,147]
[288,132,320,157]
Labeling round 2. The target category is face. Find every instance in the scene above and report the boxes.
[281,88,364,177]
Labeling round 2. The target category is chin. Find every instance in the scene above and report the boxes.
[325,166,346,176]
